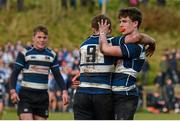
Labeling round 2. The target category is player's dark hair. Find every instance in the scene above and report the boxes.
[91,14,112,31]
[118,7,142,29]
[33,25,48,36]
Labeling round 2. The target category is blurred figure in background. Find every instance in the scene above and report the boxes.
[141,59,150,85]
[163,79,175,110]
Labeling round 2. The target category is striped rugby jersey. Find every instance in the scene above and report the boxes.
[76,35,116,94]
[111,36,146,96]
[11,46,66,91]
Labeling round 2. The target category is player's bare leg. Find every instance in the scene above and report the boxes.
[34,115,47,120]
[0,102,3,119]
[19,113,33,120]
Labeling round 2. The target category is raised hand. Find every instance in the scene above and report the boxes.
[98,19,110,35]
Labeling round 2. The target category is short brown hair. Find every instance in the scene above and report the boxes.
[91,14,112,31]
[118,7,142,28]
[33,25,48,36]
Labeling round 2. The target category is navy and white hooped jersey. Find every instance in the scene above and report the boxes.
[77,35,116,94]
[14,46,60,91]
[0,77,4,100]
[111,36,145,96]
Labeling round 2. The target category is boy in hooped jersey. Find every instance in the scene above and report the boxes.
[9,26,69,120]
[99,7,155,120]
[73,14,115,120]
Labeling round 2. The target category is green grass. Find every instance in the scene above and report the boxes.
[2,108,180,120]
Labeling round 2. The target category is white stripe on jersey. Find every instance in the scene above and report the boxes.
[112,84,136,92]
[15,62,24,67]
[25,55,54,62]
[80,65,115,73]
[80,44,105,64]
[21,81,48,89]
[23,65,49,75]
[114,64,137,78]
[79,82,111,89]
[23,68,49,75]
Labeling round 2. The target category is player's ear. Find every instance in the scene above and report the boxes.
[108,28,112,34]
[32,36,35,42]
[133,21,138,28]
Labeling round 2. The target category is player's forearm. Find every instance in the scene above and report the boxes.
[139,33,155,45]
[9,65,22,90]
[99,32,112,55]
[51,68,67,91]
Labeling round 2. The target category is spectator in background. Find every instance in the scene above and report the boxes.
[136,79,144,110]
[154,71,165,95]
[17,0,24,11]
[80,0,87,7]
[139,0,149,6]
[157,0,166,6]
[129,0,139,6]
[80,0,95,13]
[48,73,58,112]
[70,0,76,10]
[61,0,68,10]
[0,75,5,119]
[147,92,168,113]
[159,53,169,83]
[176,50,180,83]
[174,92,180,114]
[98,0,109,9]
[141,59,150,85]
[0,0,6,9]
[163,79,175,110]
[167,50,178,84]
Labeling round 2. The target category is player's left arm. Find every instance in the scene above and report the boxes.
[51,55,69,105]
[139,33,156,57]
[125,33,156,57]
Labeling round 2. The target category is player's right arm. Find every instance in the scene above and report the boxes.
[9,52,25,103]
[99,19,155,57]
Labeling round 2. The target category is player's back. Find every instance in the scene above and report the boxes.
[77,35,115,94]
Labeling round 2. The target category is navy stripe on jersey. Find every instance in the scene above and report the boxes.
[23,73,48,84]
[112,73,136,86]
[76,87,112,94]
[111,36,145,96]
[77,35,115,94]
[80,75,111,85]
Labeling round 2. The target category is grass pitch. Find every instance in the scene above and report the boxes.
[2,108,180,120]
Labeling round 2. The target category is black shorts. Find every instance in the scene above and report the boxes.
[113,94,139,120]
[17,88,49,118]
[73,93,114,120]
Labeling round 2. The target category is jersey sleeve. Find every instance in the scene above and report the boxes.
[120,43,143,59]
[15,52,26,67]
[50,53,66,91]
[9,52,25,90]
[50,54,60,69]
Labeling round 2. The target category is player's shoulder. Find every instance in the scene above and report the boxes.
[45,48,56,57]
[80,35,99,47]
[21,46,33,55]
